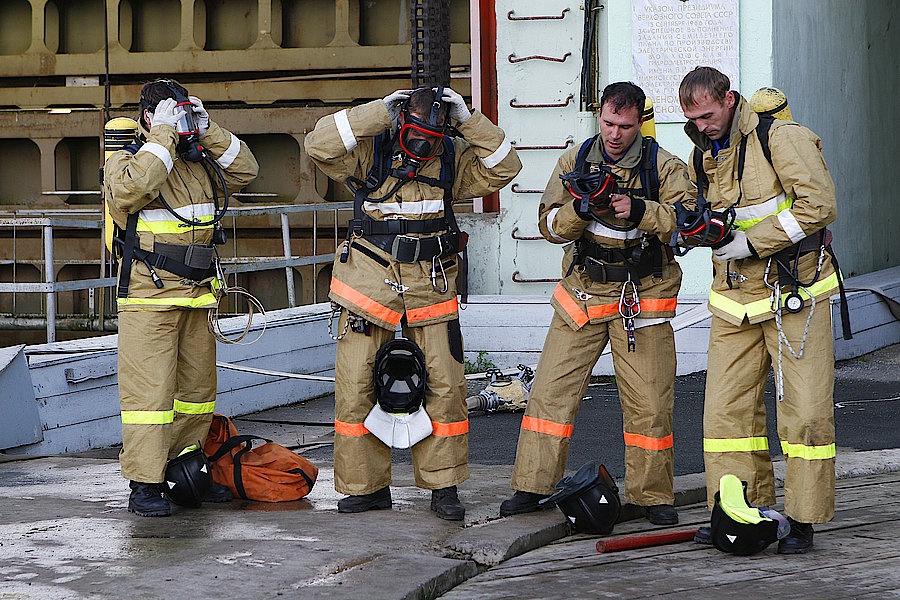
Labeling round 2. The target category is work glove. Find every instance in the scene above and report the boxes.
[189,95,210,136]
[150,97,185,129]
[572,196,596,221]
[712,230,754,261]
[383,90,412,122]
[441,87,471,124]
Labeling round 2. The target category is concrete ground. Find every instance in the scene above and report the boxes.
[1,344,898,599]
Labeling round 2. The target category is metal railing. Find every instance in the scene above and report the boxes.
[0,202,353,342]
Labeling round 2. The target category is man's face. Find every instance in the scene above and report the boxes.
[598,102,642,161]
[681,90,736,141]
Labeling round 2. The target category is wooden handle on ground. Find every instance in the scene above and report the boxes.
[596,529,699,553]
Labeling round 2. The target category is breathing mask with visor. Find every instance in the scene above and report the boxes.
[140,79,205,162]
[394,86,449,178]
[670,197,737,256]
[560,165,620,221]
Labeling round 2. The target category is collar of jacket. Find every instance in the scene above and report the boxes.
[684,93,759,153]
[585,131,643,169]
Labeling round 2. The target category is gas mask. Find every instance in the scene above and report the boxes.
[166,83,205,162]
[560,166,619,221]
[143,80,205,162]
[670,199,736,255]
[395,86,448,176]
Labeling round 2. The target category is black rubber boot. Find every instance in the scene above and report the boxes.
[694,526,712,545]
[337,486,392,513]
[777,517,814,554]
[431,486,465,521]
[645,504,679,525]
[128,481,172,517]
[500,491,552,517]
[203,483,233,503]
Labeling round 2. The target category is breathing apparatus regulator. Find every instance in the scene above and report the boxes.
[669,196,737,256]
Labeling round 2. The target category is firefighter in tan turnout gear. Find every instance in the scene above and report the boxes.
[679,67,840,554]
[305,86,521,520]
[500,82,694,525]
[105,79,259,516]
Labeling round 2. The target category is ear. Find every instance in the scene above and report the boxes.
[724,90,736,109]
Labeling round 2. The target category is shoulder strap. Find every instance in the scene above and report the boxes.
[116,212,140,299]
[639,136,660,203]
[574,135,599,175]
[738,114,775,181]
[692,147,708,198]
[438,138,468,303]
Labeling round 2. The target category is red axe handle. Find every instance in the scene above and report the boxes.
[596,529,699,553]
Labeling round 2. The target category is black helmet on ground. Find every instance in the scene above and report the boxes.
[163,444,213,508]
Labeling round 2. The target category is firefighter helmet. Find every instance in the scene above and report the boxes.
[364,337,433,449]
[163,444,213,508]
[710,474,790,555]
[543,461,621,535]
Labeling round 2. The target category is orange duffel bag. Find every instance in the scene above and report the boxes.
[203,414,318,502]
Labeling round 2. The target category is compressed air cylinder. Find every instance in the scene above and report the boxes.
[749,87,793,121]
[640,97,656,139]
[103,117,138,253]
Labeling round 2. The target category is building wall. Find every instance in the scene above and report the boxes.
[773,0,900,276]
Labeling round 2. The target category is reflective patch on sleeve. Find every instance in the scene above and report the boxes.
[481,136,512,169]
[137,142,174,173]
[215,133,241,169]
[545,208,569,242]
[777,209,806,243]
[334,109,357,152]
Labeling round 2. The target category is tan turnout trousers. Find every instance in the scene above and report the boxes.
[511,313,676,505]
[333,311,469,495]
[118,309,217,483]
[704,303,835,523]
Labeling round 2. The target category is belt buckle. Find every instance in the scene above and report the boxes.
[391,235,420,262]
[584,256,608,284]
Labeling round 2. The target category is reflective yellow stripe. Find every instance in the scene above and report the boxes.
[781,441,836,460]
[733,196,794,231]
[174,399,216,415]
[709,272,839,320]
[136,218,215,234]
[117,294,218,308]
[703,436,769,453]
[121,409,175,425]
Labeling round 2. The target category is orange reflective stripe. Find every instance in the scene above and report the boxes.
[330,278,402,326]
[432,419,469,437]
[521,415,574,438]
[624,431,674,451]
[636,297,678,313]
[406,297,459,324]
[587,302,619,319]
[334,419,370,437]
[553,284,588,327]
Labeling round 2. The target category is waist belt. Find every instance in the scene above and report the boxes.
[581,256,654,283]
[350,217,449,236]
[574,239,661,283]
[366,231,460,263]
[133,241,217,282]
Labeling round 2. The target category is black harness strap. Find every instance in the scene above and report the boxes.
[116,212,140,299]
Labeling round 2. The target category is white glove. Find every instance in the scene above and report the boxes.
[441,87,471,123]
[713,230,754,261]
[189,95,210,136]
[150,97,185,129]
[383,90,412,122]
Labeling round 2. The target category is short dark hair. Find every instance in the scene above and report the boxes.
[679,67,730,107]
[599,82,645,116]
[139,78,188,112]
[406,87,449,124]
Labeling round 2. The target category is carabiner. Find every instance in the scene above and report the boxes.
[618,279,641,319]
